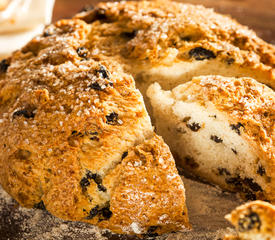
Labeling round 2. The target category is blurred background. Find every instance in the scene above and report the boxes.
[53,0,275,44]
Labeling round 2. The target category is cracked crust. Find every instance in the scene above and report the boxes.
[0,19,190,234]
[74,0,275,89]
[96,134,190,234]
[225,200,275,240]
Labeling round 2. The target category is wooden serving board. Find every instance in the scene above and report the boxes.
[1,0,274,239]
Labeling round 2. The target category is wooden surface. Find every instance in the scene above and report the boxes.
[53,0,275,45]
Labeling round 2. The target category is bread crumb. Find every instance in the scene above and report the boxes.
[130,222,142,234]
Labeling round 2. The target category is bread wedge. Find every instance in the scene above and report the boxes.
[147,75,275,202]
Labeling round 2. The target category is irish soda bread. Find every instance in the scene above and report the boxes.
[73,0,275,203]
[1,0,275,235]
[147,76,275,202]
[225,201,275,240]
[0,19,190,234]
[75,0,275,97]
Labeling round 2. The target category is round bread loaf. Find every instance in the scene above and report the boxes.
[147,75,275,203]
[0,19,190,235]
[74,0,275,204]
[225,200,275,240]
[74,0,275,97]
[1,0,275,235]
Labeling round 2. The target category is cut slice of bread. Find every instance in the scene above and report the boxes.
[101,134,191,235]
[224,200,275,240]
[0,18,190,234]
[147,75,275,203]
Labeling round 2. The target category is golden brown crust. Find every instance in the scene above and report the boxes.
[97,134,190,235]
[0,18,189,234]
[225,200,275,237]
[74,0,275,88]
[223,236,240,240]
[1,0,274,235]
[175,76,275,202]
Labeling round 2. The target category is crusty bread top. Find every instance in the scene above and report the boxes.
[171,75,274,168]
[100,134,191,234]
[0,16,190,235]
[74,0,275,87]
[0,18,153,208]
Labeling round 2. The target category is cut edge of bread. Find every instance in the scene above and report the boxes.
[146,76,275,203]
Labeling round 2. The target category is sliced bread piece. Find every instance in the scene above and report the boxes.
[147,75,275,202]
[224,200,275,240]
[0,18,190,235]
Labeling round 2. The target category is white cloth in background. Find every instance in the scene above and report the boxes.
[0,0,55,59]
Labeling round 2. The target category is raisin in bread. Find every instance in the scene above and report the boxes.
[147,75,275,202]
[74,0,275,100]
[0,19,190,235]
[224,201,275,240]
